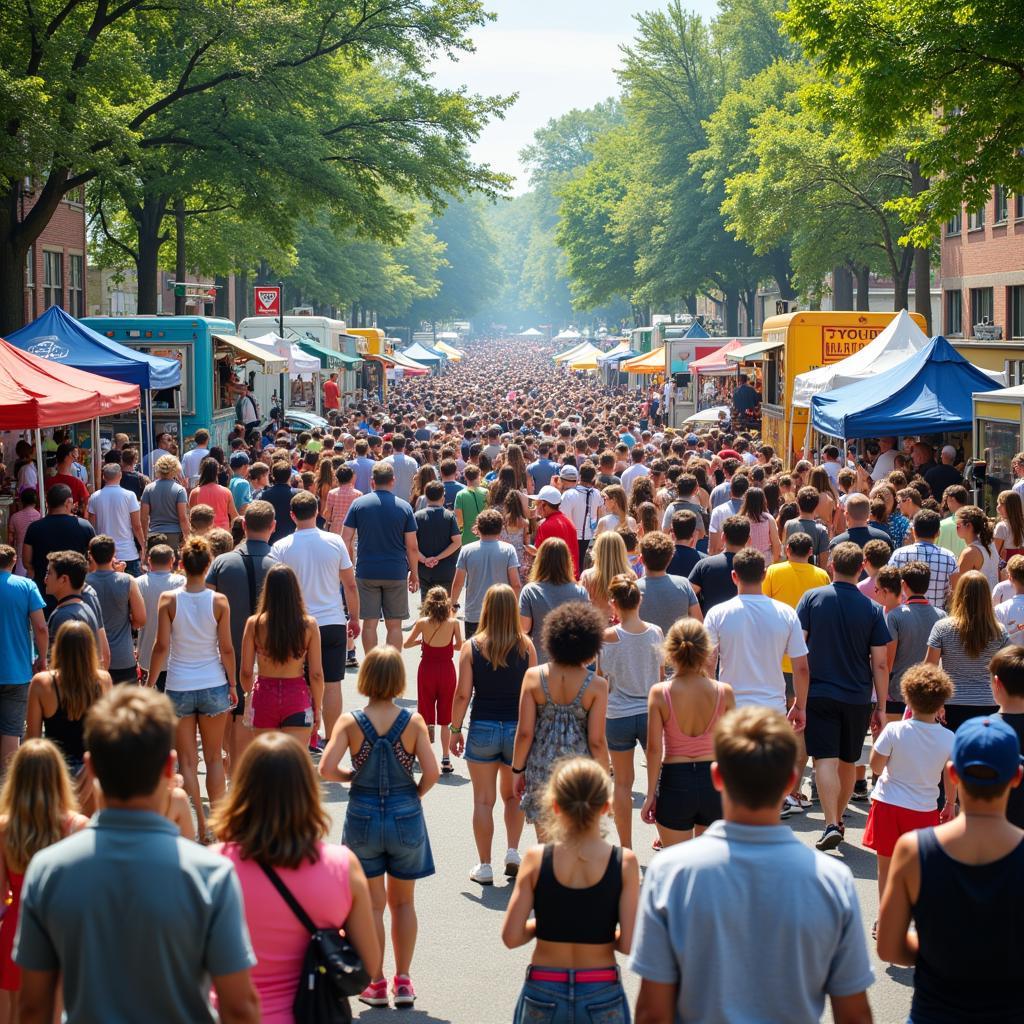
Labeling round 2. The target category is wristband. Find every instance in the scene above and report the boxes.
[449,725,463,734]
[511,765,526,775]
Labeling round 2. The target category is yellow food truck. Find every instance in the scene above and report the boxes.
[739,311,929,458]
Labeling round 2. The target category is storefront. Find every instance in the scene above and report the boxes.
[973,385,1024,514]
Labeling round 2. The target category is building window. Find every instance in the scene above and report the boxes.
[68,254,84,317]
[43,251,63,309]
[1017,192,1024,219]
[969,205,986,230]
[971,286,994,327]
[25,246,34,289]
[1012,285,1024,340]
[1009,360,1024,388]
[946,289,963,335]
[995,186,1009,223]
[946,210,962,236]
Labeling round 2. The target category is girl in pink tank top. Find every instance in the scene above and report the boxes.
[740,487,781,563]
[642,619,734,848]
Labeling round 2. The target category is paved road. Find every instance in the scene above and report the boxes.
[318,634,916,1024]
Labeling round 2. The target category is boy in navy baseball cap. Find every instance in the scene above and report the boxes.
[952,715,1024,794]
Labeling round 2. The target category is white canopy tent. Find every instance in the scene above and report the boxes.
[516,328,544,337]
[553,328,583,342]
[790,310,929,409]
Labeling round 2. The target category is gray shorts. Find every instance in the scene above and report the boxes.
[357,578,409,621]
[0,685,28,738]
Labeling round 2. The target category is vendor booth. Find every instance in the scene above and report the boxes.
[247,334,321,416]
[973,384,1024,514]
[403,342,447,375]
[552,341,591,364]
[811,336,1001,445]
[9,306,180,457]
[598,342,639,388]
[434,340,463,361]
[0,334,140,513]
[562,343,603,371]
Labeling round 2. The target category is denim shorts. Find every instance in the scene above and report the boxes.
[513,974,630,1024]
[606,713,648,753]
[166,684,232,718]
[343,793,435,880]
[0,685,28,738]
[465,719,517,766]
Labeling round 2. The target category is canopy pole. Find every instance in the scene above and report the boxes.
[146,391,154,463]
[177,393,184,456]
[92,419,100,491]
[787,402,796,463]
[137,403,144,461]
[34,429,45,506]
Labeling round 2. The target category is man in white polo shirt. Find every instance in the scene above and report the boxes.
[704,548,809,726]
[271,490,360,741]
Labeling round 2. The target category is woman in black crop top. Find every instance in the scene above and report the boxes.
[502,758,639,1024]
[449,586,537,886]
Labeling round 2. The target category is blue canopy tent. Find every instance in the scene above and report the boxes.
[810,335,1000,439]
[682,321,710,339]
[7,306,182,456]
[403,342,447,374]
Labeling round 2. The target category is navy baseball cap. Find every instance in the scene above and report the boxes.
[953,716,1023,787]
[229,452,250,469]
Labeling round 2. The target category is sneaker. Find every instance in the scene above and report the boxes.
[307,735,324,754]
[504,849,521,878]
[779,799,794,820]
[441,758,455,775]
[815,824,844,851]
[392,975,416,1008]
[359,979,389,1007]
[346,652,359,668]
[470,862,494,885]
[784,795,806,815]
[851,780,870,802]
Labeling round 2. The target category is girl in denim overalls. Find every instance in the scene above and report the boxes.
[320,647,438,1010]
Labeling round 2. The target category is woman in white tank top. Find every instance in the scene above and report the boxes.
[148,536,237,841]
[955,506,1000,590]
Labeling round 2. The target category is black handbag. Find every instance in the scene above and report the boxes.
[259,862,370,1023]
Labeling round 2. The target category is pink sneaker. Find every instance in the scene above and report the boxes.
[359,978,389,1007]
[392,974,416,1008]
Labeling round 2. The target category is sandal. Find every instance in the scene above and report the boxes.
[441,758,454,774]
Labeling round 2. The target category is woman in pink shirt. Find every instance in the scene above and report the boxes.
[212,733,381,1022]
[188,457,237,530]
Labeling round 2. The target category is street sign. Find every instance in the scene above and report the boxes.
[254,286,281,316]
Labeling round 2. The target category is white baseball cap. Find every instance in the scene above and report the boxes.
[535,485,563,505]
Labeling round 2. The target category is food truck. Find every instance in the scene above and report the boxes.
[347,328,393,400]
[740,311,929,458]
[83,315,286,450]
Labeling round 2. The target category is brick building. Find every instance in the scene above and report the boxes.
[941,186,1024,340]
[21,183,88,326]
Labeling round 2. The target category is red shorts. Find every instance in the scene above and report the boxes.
[863,799,938,857]
[417,665,457,726]
[252,676,312,729]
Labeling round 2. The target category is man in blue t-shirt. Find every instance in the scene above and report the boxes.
[796,541,890,852]
[527,441,560,491]
[343,461,419,653]
[0,544,47,763]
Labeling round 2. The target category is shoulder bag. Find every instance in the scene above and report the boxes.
[259,861,369,1023]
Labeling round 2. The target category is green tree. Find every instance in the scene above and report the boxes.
[0,0,505,330]
[783,0,1024,241]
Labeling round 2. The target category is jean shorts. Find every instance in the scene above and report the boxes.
[606,712,648,753]
[513,974,630,1024]
[465,719,517,766]
[0,685,28,738]
[343,793,435,880]
[166,684,232,718]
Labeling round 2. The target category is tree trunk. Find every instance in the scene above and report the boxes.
[0,172,72,333]
[132,194,170,314]
[723,287,740,336]
[832,265,854,309]
[769,247,797,300]
[684,294,697,317]
[855,266,871,310]
[237,269,249,319]
[174,199,187,315]
[914,247,932,333]
[893,249,913,311]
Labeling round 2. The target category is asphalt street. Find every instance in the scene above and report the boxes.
[319,634,916,1024]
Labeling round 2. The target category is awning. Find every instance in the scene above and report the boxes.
[297,338,362,370]
[378,352,430,377]
[726,339,784,363]
[213,334,288,373]
[434,340,463,360]
[597,341,634,362]
[552,341,591,363]
[690,340,744,374]
[621,345,667,374]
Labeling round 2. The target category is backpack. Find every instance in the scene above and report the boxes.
[259,862,368,1023]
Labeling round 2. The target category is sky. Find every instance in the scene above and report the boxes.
[431,0,719,192]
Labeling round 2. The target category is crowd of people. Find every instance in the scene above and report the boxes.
[0,336,1022,1023]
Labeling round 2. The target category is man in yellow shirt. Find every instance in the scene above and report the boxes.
[763,531,831,816]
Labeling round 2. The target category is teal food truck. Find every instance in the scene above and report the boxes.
[82,315,286,451]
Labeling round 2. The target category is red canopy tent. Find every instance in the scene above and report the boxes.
[689,339,744,375]
[0,335,140,491]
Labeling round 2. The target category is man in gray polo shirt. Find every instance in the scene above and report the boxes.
[15,688,259,1023]
[450,509,520,637]
[631,707,873,1024]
